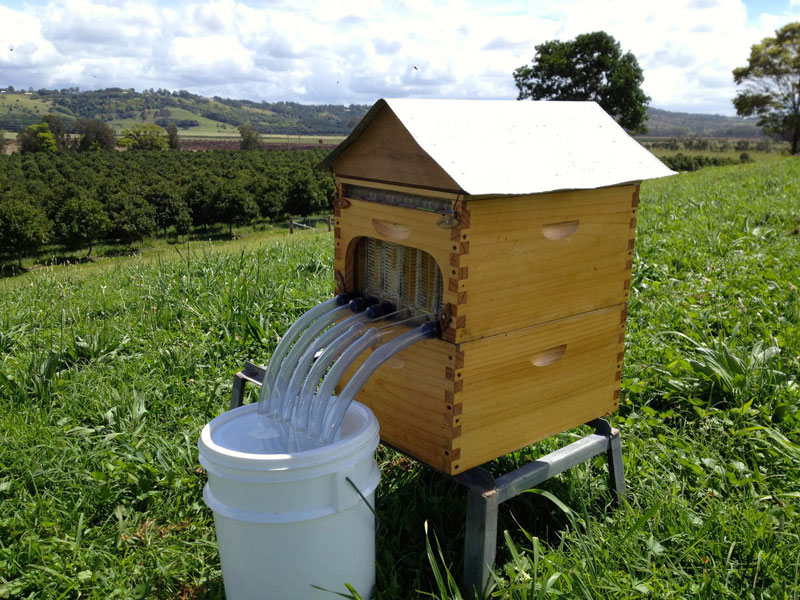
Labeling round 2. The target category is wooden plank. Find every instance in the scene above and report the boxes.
[452,389,617,472]
[331,105,462,191]
[336,177,463,201]
[336,198,455,268]
[450,306,623,472]
[334,336,454,434]
[376,422,455,472]
[457,186,635,341]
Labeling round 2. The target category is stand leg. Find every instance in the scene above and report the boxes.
[607,428,626,503]
[230,362,266,410]
[463,487,499,599]
[230,375,246,410]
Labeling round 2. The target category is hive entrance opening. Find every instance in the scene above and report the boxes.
[354,238,444,316]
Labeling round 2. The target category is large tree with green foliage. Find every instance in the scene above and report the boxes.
[145,186,190,238]
[238,123,262,150]
[119,124,168,151]
[76,118,117,151]
[56,194,111,256]
[213,182,259,236]
[41,115,68,150]
[106,192,156,246]
[167,122,181,150]
[0,192,52,267]
[513,31,649,133]
[285,169,325,217]
[733,22,800,154]
[0,130,6,154]
[17,123,58,153]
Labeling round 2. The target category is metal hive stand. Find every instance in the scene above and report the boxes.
[230,362,626,599]
[454,419,625,597]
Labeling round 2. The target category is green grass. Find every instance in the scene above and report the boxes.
[0,93,52,113]
[108,108,230,136]
[0,220,333,289]
[1,158,799,598]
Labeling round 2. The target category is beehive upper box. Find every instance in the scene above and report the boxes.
[320,98,674,197]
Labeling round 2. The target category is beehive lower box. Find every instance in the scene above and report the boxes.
[334,182,638,475]
[338,303,625,474]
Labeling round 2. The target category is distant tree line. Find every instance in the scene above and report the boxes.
[659,153,746,172]
[639,136,781,153]
[0,87,369,135]
[0,145,333,267]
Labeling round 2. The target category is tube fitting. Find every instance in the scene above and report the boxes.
[365,301,396,319]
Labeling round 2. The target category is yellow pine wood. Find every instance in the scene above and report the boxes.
[376,425,453,472]
[458,186,635,340]
[336,336,455,384]
[445,306,623,472]
[330,106,461,191]
[336,198,455,267]
[330,178,636,474]
[452,389,617,471]
[457,306,622,425]
[337,176,462,201]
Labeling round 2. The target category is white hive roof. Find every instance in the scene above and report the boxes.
[320,98,675,197]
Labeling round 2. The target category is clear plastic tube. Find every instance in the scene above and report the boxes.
[281,305,408,423]
[291,322,368,433]
[279,312,371,422]
[268,303,354,419]
[317,322,438,446]
[256,296,341,415]
[306,328,382,442]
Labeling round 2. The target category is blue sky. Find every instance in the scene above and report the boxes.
[1,0,798,114]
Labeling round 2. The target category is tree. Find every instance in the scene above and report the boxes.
[184,179,216,229]
[17,123,58,153]
[119,124,168,151]
[167,122,181,150]
[0,192,52,267]
[0,130,6,154]
[40,115,68,150]
[56,194,111,256]
[238,123,262,150]
[513,31,650,133]
[250,177,287,221]
[285,169,325,217]
[145,185,190,237]
[76,118,116,151]
[733,22,800,154]
[213,183,259,236]
[106,191,156,246]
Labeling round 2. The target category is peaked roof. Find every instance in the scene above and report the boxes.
[320,98,674,197]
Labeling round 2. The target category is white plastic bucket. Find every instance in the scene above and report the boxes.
[198,401,380,600]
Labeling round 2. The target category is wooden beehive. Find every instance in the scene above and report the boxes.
[320,99,674,475]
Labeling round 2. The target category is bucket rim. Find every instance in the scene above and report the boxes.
[198,401,379,470]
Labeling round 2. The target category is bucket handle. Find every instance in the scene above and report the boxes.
[346,476,380,530]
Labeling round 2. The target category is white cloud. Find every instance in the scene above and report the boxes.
[0,0,798,113]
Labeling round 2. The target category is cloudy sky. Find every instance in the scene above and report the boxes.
[1,0,798,115]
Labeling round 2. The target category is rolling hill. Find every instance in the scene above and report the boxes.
[0,86,763,139]
[0,87,369,137]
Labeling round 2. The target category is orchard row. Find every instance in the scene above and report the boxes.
[0,149,333,266]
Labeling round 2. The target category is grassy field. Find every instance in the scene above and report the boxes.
[0,158,798,598]
[0,93,51,114]
[108,107,231,136]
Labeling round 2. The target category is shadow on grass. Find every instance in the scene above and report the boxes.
[0,263,25,278]
[177,576,225,600]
